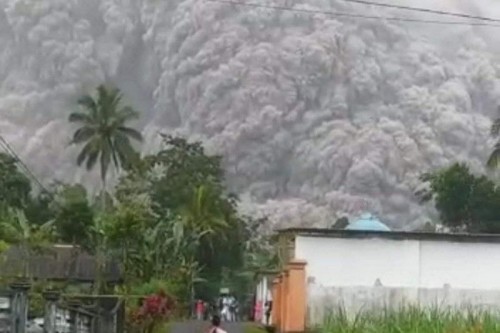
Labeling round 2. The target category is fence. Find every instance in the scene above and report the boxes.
[3,281,124,333]
[0,290,11,333]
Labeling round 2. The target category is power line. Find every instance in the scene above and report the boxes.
[339,0,500,23]
[206,0,500,27]
[0,135,52,195]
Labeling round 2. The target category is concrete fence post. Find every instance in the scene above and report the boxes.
[272,277,281,327]
[10,280,31,333]
[67,299,80,333]
[42,290,60,333]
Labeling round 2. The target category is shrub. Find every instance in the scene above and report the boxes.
[128,290,176,333]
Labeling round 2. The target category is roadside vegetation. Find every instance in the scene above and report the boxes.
[317,307,500,333]
[0,85,278,329]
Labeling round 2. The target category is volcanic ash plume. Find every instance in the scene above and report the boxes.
[1,0,499,229]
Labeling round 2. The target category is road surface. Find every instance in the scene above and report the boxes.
[172,321,245,333]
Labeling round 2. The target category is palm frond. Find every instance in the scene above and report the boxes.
[97,85,121,120]
[487,141,500,169]
[117,126,143,142]
[116,106,140,122]
[68,112,93,124]
[109,90,123,114]
[77,95,97,112]
[71,126,96,145]
[114,133,135,166]
[108,138,120,170]
[39,219,55,232]
[86,149,100,171]
[76,139,98,166]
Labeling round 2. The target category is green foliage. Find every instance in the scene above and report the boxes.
[0,240,9,254]
[0,209,55,277]
[24,190,55,226]
[69,85,143,185]
[419,163,500,233]
[52,184,94,245]
[0,152,31,209]
[114,134,252,301]
[127,279,183,300]
[144,134,226,214]
[319,306,500,333]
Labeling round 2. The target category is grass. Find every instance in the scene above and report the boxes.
[244,322,269,333]
[317,306,500,333]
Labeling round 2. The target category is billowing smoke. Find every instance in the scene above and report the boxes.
[1,0,500,229]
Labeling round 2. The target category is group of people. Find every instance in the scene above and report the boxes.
[195,295,240,322]
[219,295,239,322]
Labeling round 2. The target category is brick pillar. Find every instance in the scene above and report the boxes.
[278,273,284,332]
[283,259,307,333]
[280,270,289,333]
[272,277,281,327]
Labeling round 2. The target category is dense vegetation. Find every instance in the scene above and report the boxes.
[417,112,500,234]
[418,163,500,233]
[0,85,277,319]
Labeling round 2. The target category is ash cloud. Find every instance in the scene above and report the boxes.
[0,0,499,229]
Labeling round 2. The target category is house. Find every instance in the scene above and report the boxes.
[269,214,500,332]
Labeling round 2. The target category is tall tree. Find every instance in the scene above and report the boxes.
[52,184,94,246]
[68,85,143,196]
[488,107,500,169]
[419,163,500,233]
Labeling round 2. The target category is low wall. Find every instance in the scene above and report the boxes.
[307,283,500,326]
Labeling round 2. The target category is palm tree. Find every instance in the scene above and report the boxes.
[69,85,143,196]
[487,108,500,169]
[177,185,229,252]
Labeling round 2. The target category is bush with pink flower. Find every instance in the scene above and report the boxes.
[128,290,176,333]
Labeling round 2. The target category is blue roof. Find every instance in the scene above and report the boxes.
[345,213,391,232]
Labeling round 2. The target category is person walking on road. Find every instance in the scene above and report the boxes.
[265,300,272,325]
[207,315,227,333]
[196,299,205,320]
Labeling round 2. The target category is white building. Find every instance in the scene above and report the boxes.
[277,214,500,326]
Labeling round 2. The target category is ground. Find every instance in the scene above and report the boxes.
[172,321,246,333]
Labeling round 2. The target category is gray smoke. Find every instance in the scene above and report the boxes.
[1,0,499,229]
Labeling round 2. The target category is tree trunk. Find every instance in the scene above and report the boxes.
[101,176,107,212]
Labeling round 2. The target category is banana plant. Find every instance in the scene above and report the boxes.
[0,208,54,277]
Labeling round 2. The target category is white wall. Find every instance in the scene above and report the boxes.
[295,235,500,290]
[418,241,500,289]
[295,237,420,288]
[295,235,500,325]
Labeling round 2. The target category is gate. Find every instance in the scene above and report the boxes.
[0,290,11,333]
